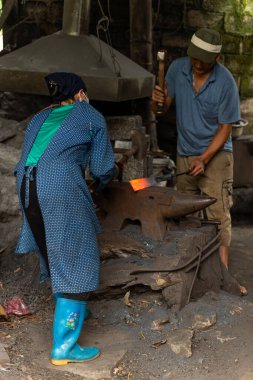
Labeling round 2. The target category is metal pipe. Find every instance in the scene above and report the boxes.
[80,0,91,35]
[62,0,83,36]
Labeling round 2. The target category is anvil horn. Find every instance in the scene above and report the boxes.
[163,191,216,218]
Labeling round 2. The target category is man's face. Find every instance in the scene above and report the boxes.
[190,57,216,75]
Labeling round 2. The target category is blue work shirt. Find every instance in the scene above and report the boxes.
[165,57,240,156]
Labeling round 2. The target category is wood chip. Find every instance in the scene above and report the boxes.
[123,291,133,307]
[151,339,167,348]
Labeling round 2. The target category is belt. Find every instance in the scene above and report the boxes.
[24,166,37,208]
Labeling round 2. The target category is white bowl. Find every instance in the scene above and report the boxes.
[232,119,248,138]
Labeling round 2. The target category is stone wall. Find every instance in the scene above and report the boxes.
[152,0,253,135]
[1,0,253,133]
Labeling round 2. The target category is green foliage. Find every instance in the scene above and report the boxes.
[232,0,251,26]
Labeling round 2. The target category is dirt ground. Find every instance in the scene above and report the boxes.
[0,218,253,380]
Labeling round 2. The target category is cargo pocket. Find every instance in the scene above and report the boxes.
[222,179,233,210]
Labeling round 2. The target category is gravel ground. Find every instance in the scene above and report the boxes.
[0,221,253,380]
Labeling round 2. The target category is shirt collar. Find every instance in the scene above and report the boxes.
[182,57,217,83]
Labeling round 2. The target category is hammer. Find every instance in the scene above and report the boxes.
[156,49,167,115]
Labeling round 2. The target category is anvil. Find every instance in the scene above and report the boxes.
[93,182,216,241]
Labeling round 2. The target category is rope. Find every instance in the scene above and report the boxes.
[96,0,121,77]
[153,0,161,28]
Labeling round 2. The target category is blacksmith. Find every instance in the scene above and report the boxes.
[152,28,247,295]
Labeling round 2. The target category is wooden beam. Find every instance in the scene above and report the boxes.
[129,0,152,72]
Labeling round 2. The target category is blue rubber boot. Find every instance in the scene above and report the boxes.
[51,297,100,366]
[52,293,91,320]
[53,293,64,302]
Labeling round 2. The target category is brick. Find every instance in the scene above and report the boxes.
[224,13,253,35]
[185,10,224,30]
[223,54,253,76]
[240,98,253,118]
[243,36,253,54]
[202,0,233,12]
[222,34,242,55]
[162,33,191,49]
[240,76,253,98]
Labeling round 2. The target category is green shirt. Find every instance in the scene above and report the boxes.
[25,104,74,166]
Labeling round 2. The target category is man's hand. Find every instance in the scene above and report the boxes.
[151,82,172,115]
[152,83,167,104]
[188,123,232,176]
[189,157,205,176]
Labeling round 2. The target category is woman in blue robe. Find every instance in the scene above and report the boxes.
[15,72,117,365]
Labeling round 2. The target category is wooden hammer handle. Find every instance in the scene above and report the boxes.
[156,50,166,114]
[158,59,165,89]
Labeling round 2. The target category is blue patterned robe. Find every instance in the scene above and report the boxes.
[15,101,115,294]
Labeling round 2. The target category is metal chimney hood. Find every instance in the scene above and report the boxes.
[0,0,154,101]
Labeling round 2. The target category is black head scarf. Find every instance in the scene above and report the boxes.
[44,72,87,102]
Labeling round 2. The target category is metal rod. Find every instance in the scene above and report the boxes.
[130,232,221,274]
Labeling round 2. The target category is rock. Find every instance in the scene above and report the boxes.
[0,143,21,252]
[0,143,21,175]
[0,173,20,218]
[178,298,217,331]
[162,226,222,310]
[0,117,19,143]
[162,282,184,310]
[0,342,10,365]
[166,328,193,358]
[239,372,253,380]
[192,312,216,331]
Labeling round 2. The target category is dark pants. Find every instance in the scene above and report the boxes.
[20,167,89,301]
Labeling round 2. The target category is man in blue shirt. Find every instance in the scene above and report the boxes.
[152,28,247,295]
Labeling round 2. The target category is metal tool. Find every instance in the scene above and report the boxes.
[175,170,190,177]
[156,49,167,114]
[129,170,190,192]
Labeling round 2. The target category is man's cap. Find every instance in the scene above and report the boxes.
[44,72,87,102]
[187,28,222,63]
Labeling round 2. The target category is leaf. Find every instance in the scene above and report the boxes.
[0,304,8,321]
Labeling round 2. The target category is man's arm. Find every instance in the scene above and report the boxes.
[189,123,232,176]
